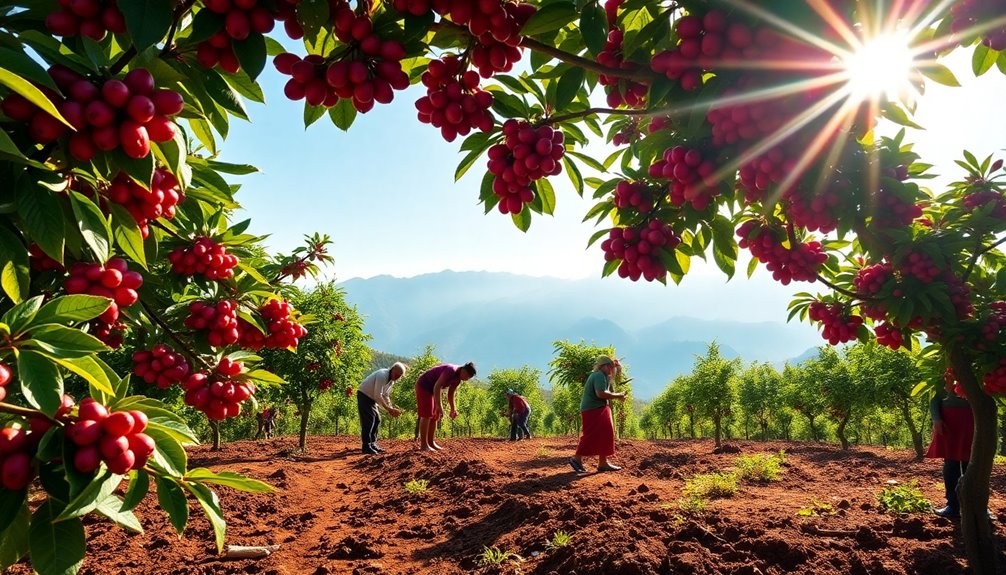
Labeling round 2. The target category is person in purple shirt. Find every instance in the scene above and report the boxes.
[415,362,477,451]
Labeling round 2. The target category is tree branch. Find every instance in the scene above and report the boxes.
[814,273,868,301]
[140,300,213,371]
[963,235,1006,282]
[518,37,653,82]
[545,105,672,125]
[0,402,45,419]
[108,47,137,76]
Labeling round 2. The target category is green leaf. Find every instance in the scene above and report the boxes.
[328,98,357,131]
[145,423,188,477]
[973,44,997,76]
[55,470,120,521]
[919,63,960,87]
[45,354,114,396]
[184,469,274,493]
[0,47,58,91]
[455,145,487,182]
[0,127,28,162]
[3,295,44,334]
[0,67,71,128]
[304,103,326,127]
[33,295,112,326]
[109,204,147,269]
[0,502,29,571]
[68,191,112,263]
[237,261,272,286]
[18,350,63,416]
[185,482,226,553]
[511,207,532,232]
[0,488,26,533]
[537,178,556,215]
[111,148,156,187]
[29,500,85,575]
[189,118,217,155]
[880,104,923,130]
[25,325,108,357]
[188,9,225,44]
[203,68,249,120]
[242,369,286,385]
[522,2,578,36]
[206,160,259,175]
[119,0,173,52]
[562,156,584,195]
[121,470,150,512]
[297,0,331,43]
[747,255,758,278]
[712,244,736,279]
[554,66,584,110]
[232,32,267,81]
[153,130,186,183]
[0,225,30,304]
[94,495,143,533]
[154,476,188,535]
[16,185,64,265]
[579,4,608,56]
[602,257,620,277]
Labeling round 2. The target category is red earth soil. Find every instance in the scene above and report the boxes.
[10,436,1006,575]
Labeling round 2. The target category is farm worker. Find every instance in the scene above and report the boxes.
[357,362,407,455]
[415,362,477,451]
[925,378,973,518]
[505,389,532,440]
[255,406,278,440]
[569,355,627,473]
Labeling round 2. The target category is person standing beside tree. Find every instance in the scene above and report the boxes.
[357,362,407,455]
[415,362,477,452]
[569,355,627,473]
[926,378,974,518]
[505,389,532,440]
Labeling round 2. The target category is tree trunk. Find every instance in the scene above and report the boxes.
[898,399,925,460]
[299,399,311,451]
[949,347,998,575]
[836,415,849,450]
[713,415,722,448]
[209,419,220,451]
[807,415,818,442]
[688,413,695,438]
[999,414,1006,457]
[760,419,769,441]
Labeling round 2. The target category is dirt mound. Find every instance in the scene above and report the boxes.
[8,436,1006,575]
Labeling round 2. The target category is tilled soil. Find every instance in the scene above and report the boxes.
[12,436,1006,575]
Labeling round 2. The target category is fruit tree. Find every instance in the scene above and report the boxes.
[2,0,1006,572]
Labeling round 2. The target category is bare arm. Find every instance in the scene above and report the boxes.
[432,371,451,415]
[447,385,457,415]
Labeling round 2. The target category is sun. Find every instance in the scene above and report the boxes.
[842,31,917,100]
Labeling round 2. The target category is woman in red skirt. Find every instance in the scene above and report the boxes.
[569,355,627,473]
[925,379,973,518]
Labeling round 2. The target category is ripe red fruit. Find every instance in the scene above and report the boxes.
[78,398,109,421]
[126,94,155,123]
[123,69,155,95]
[74,446,102,473]
[101,79,131,108]
[151,89,184,116]
[119,120,150,159]
[0,363,11,386]
[225,10,251,40]
[105,449,135,474]
[145,116,177,142]
[99,434,129,459]
[128,433,155,459]
[67,419,102,446]
[1,452,33,490]
[101,411,135,437]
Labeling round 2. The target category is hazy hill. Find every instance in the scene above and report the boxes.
[341,271,819,399]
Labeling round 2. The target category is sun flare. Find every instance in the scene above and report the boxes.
[843,31,917,100]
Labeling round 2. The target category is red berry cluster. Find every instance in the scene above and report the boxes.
[984,359,1006,395]
[647,146,719,211]
[45,0,126,40]
[274,0,303,39]
[979,301,1006,341]
[736,220,827,285]
[274,54,330,106]
[944,368,966,398]
[470,36,525,78]
[181,358,254,420]
[391,0,433,16]
[237,299,308,350]
[943,272,974,321]
[51,67,182,161]
[64,258,143,324]
[107,169,183,238]
[808,302,862,345]
[185,300,240,347]
[0,424,38,490]
[168,237,239,280]
[597,29,647,108]
[650,11,752,91]
[899,252,940,284]
[28,244,64,272]
[196,32,242,74]
[949,0,1006,51]
[1,85,67,145]
[281,260,309,279]
[66,399,155,475]
[416,57,494,142]
[600,221,682,282]
[613,180,657,214]
[872,186,923,228]
[963,190,1006,219]
[0,363,10,403]
[487,119,565,214]
[133,344,192,389]
[708,84,789,147]
[737,148,795,203]
[874,322,904,350]
[853,261,892,296]
[90,319,127,348]
[203,0,276,41]
[432,0,535,47]
[319,378,333,392]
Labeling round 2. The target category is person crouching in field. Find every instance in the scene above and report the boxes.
[357,362,407,455]
[505,388,532,440]
[255,406,278,440]
[569,355,627,473]
[415,362,477,451]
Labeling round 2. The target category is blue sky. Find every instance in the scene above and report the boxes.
[218,48,1006,306]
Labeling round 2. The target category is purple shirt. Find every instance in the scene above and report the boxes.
[416,364,460,393]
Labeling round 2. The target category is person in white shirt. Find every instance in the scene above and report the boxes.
[357,362,407,454]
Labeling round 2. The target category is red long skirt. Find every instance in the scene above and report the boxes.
[925,405,974,461]
[576,406,615,457]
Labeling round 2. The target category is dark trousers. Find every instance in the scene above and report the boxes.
[943,459,968,509]
[357,391,380,448]
[509,409,531,440]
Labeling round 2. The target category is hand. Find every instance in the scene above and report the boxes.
[390,408,402,417]
[450,409,458,420]
[434,405,444,418]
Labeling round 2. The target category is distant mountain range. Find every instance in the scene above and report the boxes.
[340,271,822,399]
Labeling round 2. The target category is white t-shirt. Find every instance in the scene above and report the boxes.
[359,368,395,410]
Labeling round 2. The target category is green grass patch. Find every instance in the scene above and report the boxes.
[404,478,429,497]
[476,546,522,567]
[733,452,785,483]
[877,480,931,514]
